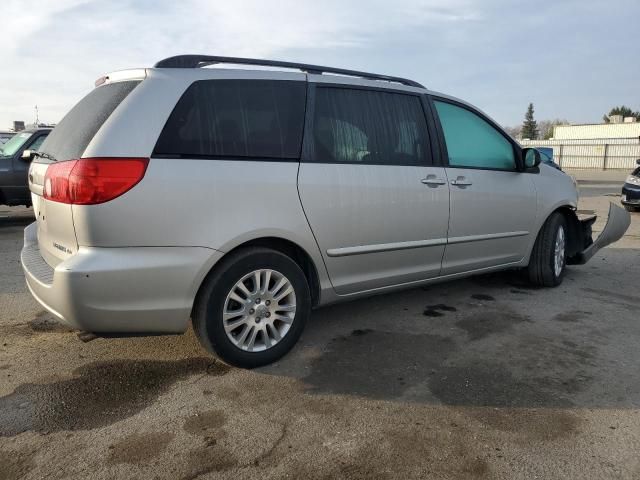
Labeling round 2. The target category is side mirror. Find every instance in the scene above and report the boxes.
[523,148,541,170]
[636,159,640,166]
[21,150,35,161]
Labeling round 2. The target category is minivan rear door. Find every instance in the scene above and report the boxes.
[29,79,142,267]
[298,82,449,295]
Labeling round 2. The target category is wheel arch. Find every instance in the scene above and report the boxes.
[555,206,586,259]
[192,236,323,315]
[526,205,583,263]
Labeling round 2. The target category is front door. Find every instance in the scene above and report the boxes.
[432,99,537,275]
[298,84,450,295]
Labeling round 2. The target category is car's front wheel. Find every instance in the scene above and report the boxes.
[192,247,311,368]
[526,212,567,287]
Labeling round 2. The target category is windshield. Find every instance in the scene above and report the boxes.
[0,131,33,157]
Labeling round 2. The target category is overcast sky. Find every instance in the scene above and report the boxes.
[2,0,638,129]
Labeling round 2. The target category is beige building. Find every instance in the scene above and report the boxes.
[553,121,640,140]
[521,117,640,170]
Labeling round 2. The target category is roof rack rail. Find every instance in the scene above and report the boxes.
[153,55,425,89]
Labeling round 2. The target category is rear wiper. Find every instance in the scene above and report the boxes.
[33,151,57,162]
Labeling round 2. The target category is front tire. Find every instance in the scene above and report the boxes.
[526,212,567,287]
[193,247,311,368]
[623,205,638,213]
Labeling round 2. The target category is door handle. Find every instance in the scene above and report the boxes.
[421,175,447,186]
[450,176,472,187]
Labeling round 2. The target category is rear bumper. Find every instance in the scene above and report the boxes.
[21,222,221,333]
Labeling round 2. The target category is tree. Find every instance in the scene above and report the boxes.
[503,125,521,139]
[538,119,569,140]
[521,103,539,140]
[603,106,640,123]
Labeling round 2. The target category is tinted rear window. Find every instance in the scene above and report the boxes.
[40,81,140,161]
[154,80,306,160]
[311,87,431,166]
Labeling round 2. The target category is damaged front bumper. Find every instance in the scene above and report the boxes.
[569,203,631,265]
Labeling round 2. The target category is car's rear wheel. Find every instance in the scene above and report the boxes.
[526,212,567,287]
[623,205,638,213]
[192,247,311,368]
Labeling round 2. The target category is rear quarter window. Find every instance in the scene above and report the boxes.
[153,80,306,160]
[40,81,140,161]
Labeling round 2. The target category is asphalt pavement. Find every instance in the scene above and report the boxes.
[0,195,639,480]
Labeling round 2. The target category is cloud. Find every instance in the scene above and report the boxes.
[0,0,482,126]
[1,0,638,128]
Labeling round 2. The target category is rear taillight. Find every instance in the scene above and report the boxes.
[43,158,149,205]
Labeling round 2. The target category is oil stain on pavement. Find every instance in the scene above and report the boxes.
[554,310,593,323]
[471,294,495,301]
[183,409,228,447]
[28,311,74,333]
[180,410,238,480]
[0,358,230,437]
[108,432,175,464]
[305,329,454,400]
[305,314,589,411]
[423,304,457,317]
[428,362,572,408]
[455,311,530,341]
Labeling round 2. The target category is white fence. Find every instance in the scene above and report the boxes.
[519,137,640,170]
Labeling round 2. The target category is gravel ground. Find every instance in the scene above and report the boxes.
[0,195,639,480]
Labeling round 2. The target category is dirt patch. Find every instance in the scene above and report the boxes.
[0,358,230,437]
[183,410,227,439]
[0,448,35,480]
[182,445,238,480]
[28,311,74,333]
[108,432,175,464]
[468,407,580,442]
[554,310,593,323]
[455,311,530,341]
[461,457,490,477]
[305,330,454,400]
[352,423,491,480]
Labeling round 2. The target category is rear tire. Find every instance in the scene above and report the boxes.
[624,205,638,213]
[526,212,567,287]
[192,247,311,368]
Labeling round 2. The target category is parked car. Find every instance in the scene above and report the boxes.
[621,159,640,212]
[21,56,631,368]
[536,147,562,171]
[0,127,51,206]
[0,130,15,144]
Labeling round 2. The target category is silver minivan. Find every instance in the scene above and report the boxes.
[22,55,630,367]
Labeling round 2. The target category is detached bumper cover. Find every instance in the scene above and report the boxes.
[570,203,631,265]
[21,222,222,333]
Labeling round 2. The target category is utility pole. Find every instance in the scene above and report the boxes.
[35,105,39,125]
